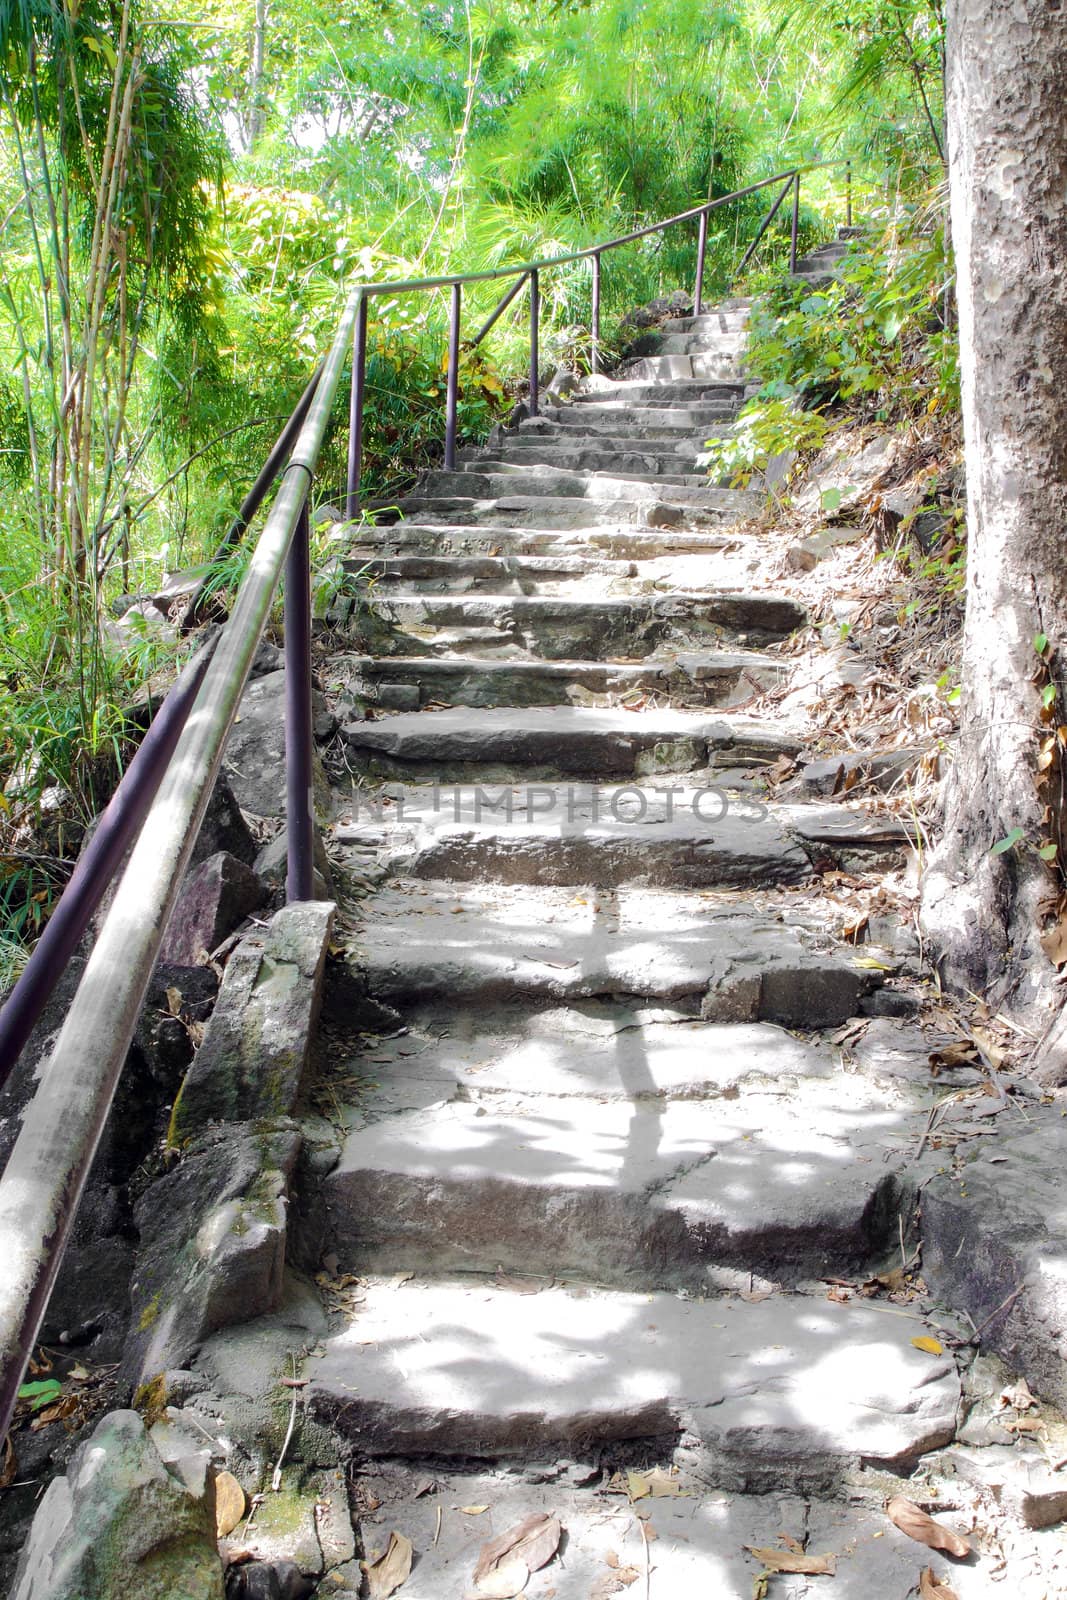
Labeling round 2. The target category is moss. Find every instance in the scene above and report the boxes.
[138,1292,162,1331]
[133,1371,169,1427]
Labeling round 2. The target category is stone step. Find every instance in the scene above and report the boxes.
[387,494,752,530]
[351,552,638,596]
[331,879,888,1024]
[661,310,751,334]
[334,784,906,888]
[542,402,741,431]
[310,1068,923,1288]
[456,457,707,488]
[572,379,744,406]
[343,649,782,710]
[460,445,708,477]
[340,704,800,779]
[339,590,803,664]
[509,427,710,458]
[416,468,736,506]
[623,353,745,383]
[304,1280,959,1482]
[342,521,736,558]
[654,332,747,357]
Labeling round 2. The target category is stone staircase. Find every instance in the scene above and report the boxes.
[266,286,1005,1595]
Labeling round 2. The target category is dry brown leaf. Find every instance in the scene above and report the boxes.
[363,1531,414,1600]
[644,1466,687,1498]
[919,1567,960,1600]
[1040,917,1067,968]
[999,1377,1037,1412]
[886,1498,971,1559]
[164,985,182,1016]
[214,1471,247,1538]
[460,1505,490,1516]
[745,1546,836,1576]
[1001,1415,1045,1434]
[777,1533,805,1554]
[626,1471,651,1502]
[0,1438,16,1490]
[469,1513,562,1599]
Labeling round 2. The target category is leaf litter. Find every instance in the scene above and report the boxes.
[467,1512,562,1599]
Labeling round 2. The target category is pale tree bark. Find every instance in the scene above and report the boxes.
[922,0,1067,1077]
[246,0,269,149]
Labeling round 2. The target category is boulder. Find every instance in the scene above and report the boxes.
[159,851,266,966]
[168,901,335,1139]
[222,670,331,822]
[9,1410,224,1600]
[124,1122,301,1383]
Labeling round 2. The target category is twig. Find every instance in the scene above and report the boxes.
[967,1285,1024,1347]
[434,1504,442,1546]
[898,1213,907,1272]
[634,1513,652,1600]
[271,1354,300,1491]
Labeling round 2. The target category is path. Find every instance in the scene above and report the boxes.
[240,263,1031,1597]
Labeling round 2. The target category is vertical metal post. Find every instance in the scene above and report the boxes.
[590,253,601,375]
[790,173,801,273]
[444,282,461,469]
[694,210,708,316]
[846,160,853,228]
[345,292,368,521]
[285,497,315,903]
[529,268,540,416]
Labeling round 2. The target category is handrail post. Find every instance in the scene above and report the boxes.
[790,172,801,273]
[846,160,853,228]
[694,209,708,316]
[345,292,368,521]
[529,268,540,416]
[590,253,601,375]
[444,282,461,469]
[285,495,315,903]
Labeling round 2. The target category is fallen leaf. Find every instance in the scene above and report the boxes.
[626,1471,651,1502]
[1001,1415,1045,1434]
[165,985,182,1016]
[460,1505,490,1516]
[886,1498,971,1559]
[469,1512,562,1599]
[644,1466,687,1498]
[1040,917,1067,968]
[919,1568,960,1600]
[911,1336,944,1356]
[777,1533,805,1554]
[827,1285,852,1304]
[363,1531,413,1599]
[0,1438,15,1490]
[214,1471,247,1538]
[745,1546,836,1576]
[999,1377,1037,1411]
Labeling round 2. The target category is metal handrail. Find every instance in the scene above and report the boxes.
[0,154,862,1443]
[0,292,360,1442]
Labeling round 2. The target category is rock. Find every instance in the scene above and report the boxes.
[922,1113,1067,1408]
[222,670,331,821]
[159,851,266,965]
[9,1410,224,1600]
[124,1123,301,1383]
[799,748,921,797]
[225,1561,314,1600]
[949,1445,1067,1529]
[376,682,420,711]
[192,775,258,868]
[169,902,335,1139]
[254,828,335,902]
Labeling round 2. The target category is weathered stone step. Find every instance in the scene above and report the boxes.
[624,353,745,382]
[351,552,637,596]
[571,380,744,406]
[538,406,739,434]
[417,467,738,506]
[343,590,801,662]
[655,332,747,356]
[332,880,887,1023]
[661,309,751,334]
[344,649,781,710]
[503,432,708,463]
[460,445,708,477]
[342,521,736,559]
[341,704,799,778]
[334,784,905,888]
[456,457,706,488]
[386,493,750,530]
[304,1280,959,1483]
[311,1076,921,1288]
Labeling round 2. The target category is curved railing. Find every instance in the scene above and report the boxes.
[0,157,860,1441]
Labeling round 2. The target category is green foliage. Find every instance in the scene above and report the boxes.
[701,398,833,488]
[746,211,957,420]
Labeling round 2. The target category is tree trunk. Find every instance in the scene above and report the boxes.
[246,0,269,149]
[923,0,1067,1074]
